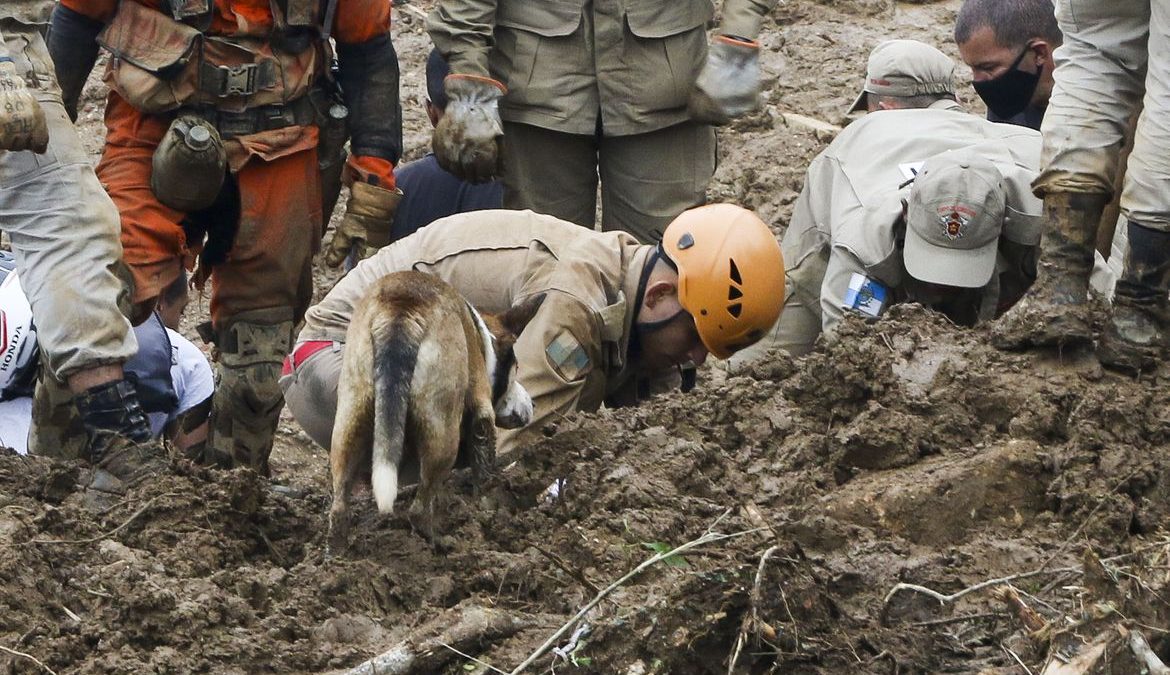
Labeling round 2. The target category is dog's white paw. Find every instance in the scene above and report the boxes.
[494,381,533,429]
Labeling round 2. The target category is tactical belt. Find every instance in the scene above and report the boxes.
[198,60,279,98]
[181,92,320,139]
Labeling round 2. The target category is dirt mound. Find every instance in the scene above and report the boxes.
[1,306,1166,674]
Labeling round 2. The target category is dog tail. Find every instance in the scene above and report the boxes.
[371,320,419,513]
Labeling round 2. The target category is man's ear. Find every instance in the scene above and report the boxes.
[426,101,442,128]
[1030,39,1053,68]
[642,279,678,309]
[501,293,547,335]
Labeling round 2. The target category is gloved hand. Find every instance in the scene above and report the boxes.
[432,74,506,183]
[0,59,49,153]
[324,181,403,267]
[687,36,762,126]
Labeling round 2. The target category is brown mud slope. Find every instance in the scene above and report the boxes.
[1,306,1167,674]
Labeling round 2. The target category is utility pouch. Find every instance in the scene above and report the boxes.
[151,115,228,212]
[99,1,203,112]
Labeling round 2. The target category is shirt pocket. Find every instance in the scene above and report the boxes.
[622,0,713,38]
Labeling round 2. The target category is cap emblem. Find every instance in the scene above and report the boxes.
[937,207,970,241]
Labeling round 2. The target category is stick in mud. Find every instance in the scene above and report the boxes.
[509,525,765,674]
[0,644,57,675]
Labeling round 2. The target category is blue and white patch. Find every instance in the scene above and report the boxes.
[843,273,888,318]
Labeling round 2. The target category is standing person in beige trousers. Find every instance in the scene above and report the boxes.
[994,0,1170,372]
[425,0,777,243]
[1,0,165,494]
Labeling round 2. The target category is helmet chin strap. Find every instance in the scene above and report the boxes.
[634,243,685,334]
[636,307,687,334]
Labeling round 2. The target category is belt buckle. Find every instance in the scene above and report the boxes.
[262,106,292,130]
[215,63,258,97]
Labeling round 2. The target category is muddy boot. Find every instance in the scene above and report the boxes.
[1097,221,1170,372]
[73,379,168,496]
[991,192,1109,349]
[29,373,88,460]
[206,309,294,476]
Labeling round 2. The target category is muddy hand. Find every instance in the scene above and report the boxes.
[0,59,49,153]
[432,75,506,184]
[324,181,403,268]
[688,36,761,126]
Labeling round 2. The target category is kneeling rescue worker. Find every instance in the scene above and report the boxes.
[47,0,403,474]
[282,205,786,457]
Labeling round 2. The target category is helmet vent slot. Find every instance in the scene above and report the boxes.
[728,303,743,318]
[729,259,743,285]
[728,286,743,301]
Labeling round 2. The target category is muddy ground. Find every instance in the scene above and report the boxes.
[2,0,1168,673]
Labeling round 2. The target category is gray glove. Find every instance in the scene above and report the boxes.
[432,75,506,183]
[0,59,49,153]
[688,36,762,126]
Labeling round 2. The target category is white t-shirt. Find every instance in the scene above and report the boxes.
[0,329,214,455]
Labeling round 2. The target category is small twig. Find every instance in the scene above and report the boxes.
[1128,630,1170,675]
[440,642,510,675]
[911,612,1005,628]
[530,543,601,596]
[728,545,780,674]
[1001,643,1034,675]
[59,605,81,623]
[509,525,763,674]
[884,566,1078,610]
[30,494,173,545]
[1037,468,1144,573]
[0,644,57,675]
[869,649,898,675]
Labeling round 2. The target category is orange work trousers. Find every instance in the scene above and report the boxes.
[97,92,324,327]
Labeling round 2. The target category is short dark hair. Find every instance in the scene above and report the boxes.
[425,47,451,110]
[160,268,188,307]
[954,0,1062,48]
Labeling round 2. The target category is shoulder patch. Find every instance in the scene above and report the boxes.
[545,330,590,382]
[844,272,888,318]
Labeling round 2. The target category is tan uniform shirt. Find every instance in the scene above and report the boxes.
[300,209,654,449]
[426,0,775,137]
[3,0,54,23]
[783,102,1045,344]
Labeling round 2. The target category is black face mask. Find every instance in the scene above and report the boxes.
[972,45,1041,120]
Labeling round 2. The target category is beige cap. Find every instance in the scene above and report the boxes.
[903,150,1006,288]
[848,40,957,113]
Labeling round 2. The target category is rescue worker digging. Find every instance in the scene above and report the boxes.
[48,0,403,474]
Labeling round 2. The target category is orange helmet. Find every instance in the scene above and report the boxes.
[661,204,785,359]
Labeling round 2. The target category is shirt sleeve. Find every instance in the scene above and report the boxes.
[333,0,392,45]
[820,244,875,334]
[166,330,215,419]
[720,0,778,40]
[497,292,601,455]
[425,0,499,78]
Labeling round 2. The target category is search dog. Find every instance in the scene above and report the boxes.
[327,271,544,551]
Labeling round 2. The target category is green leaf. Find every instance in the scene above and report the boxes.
[462,664,477,672]
[573,656,593,667]
[641,542,689,568]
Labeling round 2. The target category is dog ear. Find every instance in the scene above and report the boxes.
[501,293,547,336]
